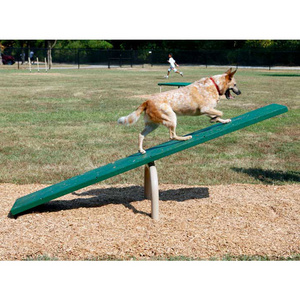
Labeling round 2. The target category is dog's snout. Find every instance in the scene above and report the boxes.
[232,86,241,95]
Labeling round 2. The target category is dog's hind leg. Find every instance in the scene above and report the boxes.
[139,122,159,154]
[163,110,192,141]
[168,126,192,141]
[204,108,231,124]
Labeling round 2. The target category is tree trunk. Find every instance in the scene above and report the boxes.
[0,47,3,65]
[47,40,57,69]
[47,48,52,69]
[21,49,25,64]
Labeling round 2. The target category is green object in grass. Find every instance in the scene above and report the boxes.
[10,104,288,216]
[157,82,191,87]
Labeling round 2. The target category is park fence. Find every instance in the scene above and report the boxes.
[2,48,300,69]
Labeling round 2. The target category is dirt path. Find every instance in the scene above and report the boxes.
[1,183,299,260]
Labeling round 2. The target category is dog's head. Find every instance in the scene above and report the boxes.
[224,68,242,100]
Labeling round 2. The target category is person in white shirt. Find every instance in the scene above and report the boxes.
[164,53,183,78]
[29,51,34,64]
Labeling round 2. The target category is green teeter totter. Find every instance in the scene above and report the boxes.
[158,82,191,92]
[10,104,288,220]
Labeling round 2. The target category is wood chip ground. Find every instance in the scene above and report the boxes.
[1,183,299,260]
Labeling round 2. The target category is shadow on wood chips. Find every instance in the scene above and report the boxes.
[23,186,209,217]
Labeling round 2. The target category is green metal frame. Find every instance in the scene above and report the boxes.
[10,104,288,216]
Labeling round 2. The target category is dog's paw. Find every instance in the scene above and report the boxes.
[223,119,232,123]
[185,135,192,140]
[139,149,146,155]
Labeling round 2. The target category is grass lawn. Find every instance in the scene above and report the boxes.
[0,66,299,185]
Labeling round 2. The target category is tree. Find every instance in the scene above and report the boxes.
[46,40,57,69]
[0,43,3,65]
[55,40,113,49]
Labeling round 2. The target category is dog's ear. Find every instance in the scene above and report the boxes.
[225,68,233,75]
[227,69,237,80]
[230,69,237,77]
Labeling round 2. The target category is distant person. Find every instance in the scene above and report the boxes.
[29,51,34,64]
[20,52,25,64]
[164,53,183,78]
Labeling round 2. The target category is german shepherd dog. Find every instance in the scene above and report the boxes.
[118,68,241,154]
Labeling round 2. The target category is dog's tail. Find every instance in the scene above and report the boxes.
[118,101,148,126]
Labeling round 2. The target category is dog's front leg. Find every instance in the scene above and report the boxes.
[210,117,231,124]
[205,108,231,124]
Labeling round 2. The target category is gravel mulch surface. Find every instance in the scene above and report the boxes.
[0,183,299,260]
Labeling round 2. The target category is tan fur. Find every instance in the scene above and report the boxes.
[118,68,241,154]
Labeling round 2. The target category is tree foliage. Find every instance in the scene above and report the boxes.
[1,40,299,51]
[55,40,113,49]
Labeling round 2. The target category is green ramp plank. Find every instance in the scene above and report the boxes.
[10,104,288,216]
[158,82,191,87]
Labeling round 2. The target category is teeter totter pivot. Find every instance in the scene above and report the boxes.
[144,162,159,220]
[10,104,288,220]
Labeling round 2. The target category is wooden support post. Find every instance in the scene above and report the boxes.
[144,162,159,220]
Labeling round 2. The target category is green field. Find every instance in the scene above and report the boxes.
[0,66,299,186]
